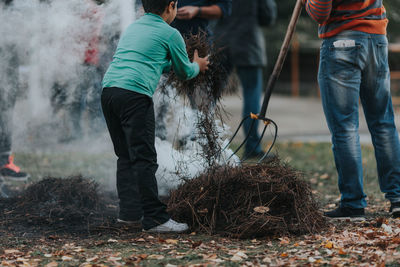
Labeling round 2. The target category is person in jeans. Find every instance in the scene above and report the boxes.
[0,0,29,197]
[304,0,400,218]
[101,0,209,232]
[213,0,277,158]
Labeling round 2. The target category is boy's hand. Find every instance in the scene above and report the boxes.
[193,49,209,73]
[177,6,200,20]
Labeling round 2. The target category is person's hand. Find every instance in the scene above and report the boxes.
[301,0,307,5]
[193,49,209,73]
[176,6,200,20]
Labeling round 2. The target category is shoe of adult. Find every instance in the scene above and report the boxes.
[324,206,365,221]
[390,202,400,218]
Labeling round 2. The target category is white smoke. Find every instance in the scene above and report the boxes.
[153,86,239,196]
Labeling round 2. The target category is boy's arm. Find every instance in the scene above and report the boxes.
[305,0,332,24]
[168,31,200,80]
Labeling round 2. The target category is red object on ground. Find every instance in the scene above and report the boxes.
[2,155,21,173]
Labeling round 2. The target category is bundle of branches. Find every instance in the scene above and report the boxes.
[195,110,222,168]
[160,31,229,109]
[0,176,110,229]
[168,158,326,239]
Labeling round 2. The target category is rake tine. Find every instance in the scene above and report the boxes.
[222,115,250,151]
[224,117,257,161]
[232,119,257,153]
[257,120,278,164]
[242,122,269,162]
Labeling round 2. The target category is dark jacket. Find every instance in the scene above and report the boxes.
[1,0,13,5]
[171,0,232,37]
[213,0,277,67]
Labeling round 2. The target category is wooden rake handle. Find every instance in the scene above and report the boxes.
[259,0,304,118]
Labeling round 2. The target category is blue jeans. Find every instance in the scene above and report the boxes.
[237,67,263,154]
[319,31,400,208]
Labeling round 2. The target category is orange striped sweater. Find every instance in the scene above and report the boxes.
[305,0,388,38]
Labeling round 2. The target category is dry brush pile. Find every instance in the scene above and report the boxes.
[0,176,117,233]
[168,158,327,239]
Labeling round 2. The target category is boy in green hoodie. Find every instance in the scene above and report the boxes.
[101,0,209,233]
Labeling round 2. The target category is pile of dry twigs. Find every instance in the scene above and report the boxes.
[0,176,114,231]
[168,158,326,239]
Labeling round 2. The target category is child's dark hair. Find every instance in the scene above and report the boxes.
[142,0,177,15]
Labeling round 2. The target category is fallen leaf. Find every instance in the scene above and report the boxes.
[86,256,99,262]
[338,248,347,255]
[61,256,73,261]
[165,239,179,245]
[73,247,85,253]
[308,257,316,263]
[279,237,290,245]
[230,255,243,262]
[4,249,20,254]
[235,251,248,259]
[382,224,393,234]
[148,254,164,260]
[320,173,329,179]
[254,206,270,213]
[108,256,122,261]
[324,241,334,249]
[203,254,217,260]
[192,241,202,249]
[45,262,58,267]
[262,257,272,263]
[230,251,248,262]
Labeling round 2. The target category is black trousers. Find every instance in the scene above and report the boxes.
[101,87,169,229]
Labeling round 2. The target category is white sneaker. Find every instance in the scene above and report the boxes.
[144,219,189,233]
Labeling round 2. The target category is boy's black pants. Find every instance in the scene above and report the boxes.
[101,87,170,230]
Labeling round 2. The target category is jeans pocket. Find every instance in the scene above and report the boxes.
[328,45,361,79]
[375,43,390,95]
[376,43,389,75]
